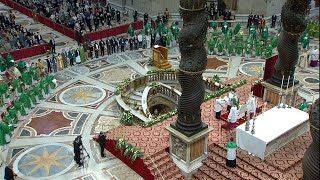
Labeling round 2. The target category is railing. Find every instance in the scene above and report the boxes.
[147,156,165,180]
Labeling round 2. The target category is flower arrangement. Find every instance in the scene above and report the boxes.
[115,78,131,95]
[212,74,221,83]
[116,138,143,162]
[120,110,134,126]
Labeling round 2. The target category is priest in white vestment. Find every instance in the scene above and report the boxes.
[228,105,238,129]
[215,96,226,119]
[246,92,257,119]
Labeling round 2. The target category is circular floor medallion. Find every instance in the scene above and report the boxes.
[59,85,106,106]
[239,62,265,77]
[14,143,75,180]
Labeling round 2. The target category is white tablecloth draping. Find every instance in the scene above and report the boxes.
[236,106,309,159]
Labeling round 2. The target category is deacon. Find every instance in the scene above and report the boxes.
[226,137,237,168]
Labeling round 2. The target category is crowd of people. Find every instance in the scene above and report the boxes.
[0,53,57,149]
[15,0,129,33]
[0,10,45,52]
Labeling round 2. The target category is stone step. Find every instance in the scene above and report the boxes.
[204,158,243,180]
[209,145,273,180]
[148,155,172,172]
[132,91,143,97]
[130,94,142,102]
[207,152,259,180]
[161,167,184,180]
[144,150,168,167]
[213,144,283,179]
[152,161,177,178]
[197,164,226,179]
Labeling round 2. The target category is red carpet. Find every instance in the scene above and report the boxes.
[94,138,154,180]
[220,107,262,130]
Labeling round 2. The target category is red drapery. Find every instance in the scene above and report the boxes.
[1,43,49,61]
[1,0,143,42]
[82,21,144,42]
[94,139,154,180]
[263,55,278,81]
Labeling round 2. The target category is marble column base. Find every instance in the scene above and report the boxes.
[166,125,213,179]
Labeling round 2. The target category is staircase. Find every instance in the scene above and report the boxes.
[129,91,143,108]
[192,144,277,180]
[144,149,186,180]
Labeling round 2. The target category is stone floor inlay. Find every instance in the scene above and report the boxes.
[14,143,75,180]
[60,85,106,106]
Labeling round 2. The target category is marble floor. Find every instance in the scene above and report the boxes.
[1,2,319,180]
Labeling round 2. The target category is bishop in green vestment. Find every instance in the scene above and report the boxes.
[20,91,31,112]
[14,99,26,121]
[8,106,18,125]
[0,55,6,72]
[0,122,12,145]
[12,78,22,97]
[127,24,135,37]
[80,46,86,63]
[5,54,14,68]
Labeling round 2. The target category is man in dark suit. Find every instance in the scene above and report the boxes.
[49,38,56,54]
[116,10,121,23]
[99,39,105,56]
[98,132,106,157]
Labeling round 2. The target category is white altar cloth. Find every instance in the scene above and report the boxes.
[236,106,309,159]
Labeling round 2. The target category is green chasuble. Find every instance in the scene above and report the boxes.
[40,79,49,95]
[0,55,6,72]
[208,39,215,52]
[225,29,233,42]
[210,21,217,31]
[226,141,237,149]
[12,78,23,93]
[4,113,14,127]
[172,25,180,40]
[22,72,32,86]
[235,33,243,42]
[222,22,229,35]
[8,106,18,124]
[29,66,38,81]
[46,75,56,89]
[236,42,243,56]
[0,83,9,99]
[271,37,278,49]
[27,88,36,105]
[217,39,224,53]
[245,43,252,55]
[261,26,269,44]
[265,45,273,58]
[18,61,26,73]
[0,122,12,145]
[127,25,135,37]
[299,101,308,111]
[80,47,86,63]
[14,99,27,116]
[166,33,173,47]
[227,42,234,55]
[157,22,164,35]
[212,30,219,41]
[233,23,241,35]
[302,34,310,49]
[162,27,168,35]
[34,85,44,100]
[255,44,262,57]
[5,54,14,68]
[20,92,31,109]
[144,23,151,35]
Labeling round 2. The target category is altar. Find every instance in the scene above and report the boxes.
[236,106,309,160]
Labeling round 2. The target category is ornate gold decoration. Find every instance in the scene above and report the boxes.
[23,147,66,175]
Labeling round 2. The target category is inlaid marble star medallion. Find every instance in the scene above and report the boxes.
[60,85,106,106]
[23,147,65,175]
[14,143,74,179]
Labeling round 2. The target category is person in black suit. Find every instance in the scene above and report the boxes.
[98,132,106,157]
[99,39,105,56]
[143,13,148,25]
[116,10,121,23]
[49,38,56,54]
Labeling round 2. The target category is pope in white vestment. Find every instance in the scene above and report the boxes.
[246,93,257,119]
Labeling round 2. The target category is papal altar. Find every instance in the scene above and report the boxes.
[236,106,309,160]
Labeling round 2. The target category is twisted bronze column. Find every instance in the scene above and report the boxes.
[170,0,208,136]
[302,99,319,180]
[269,0,309,87]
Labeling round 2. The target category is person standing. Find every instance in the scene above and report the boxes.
[116,10,121,24]
[46,56,52,74]
[98,131,106,157]
[299,99,308,112]
[4,166,16,180]
[52,55,58,73]
[106,38,112,55]
[49,38,56,54]
[94,42,99,58]
[227,104,238,130]
[68,48,75,66]
[119,37,126,52]
[62,49,68,69]
[246,92,257,119]
[226,137,237,168]
[215,96,226,119]
[309,46,319,67]
[99,39,105,56]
